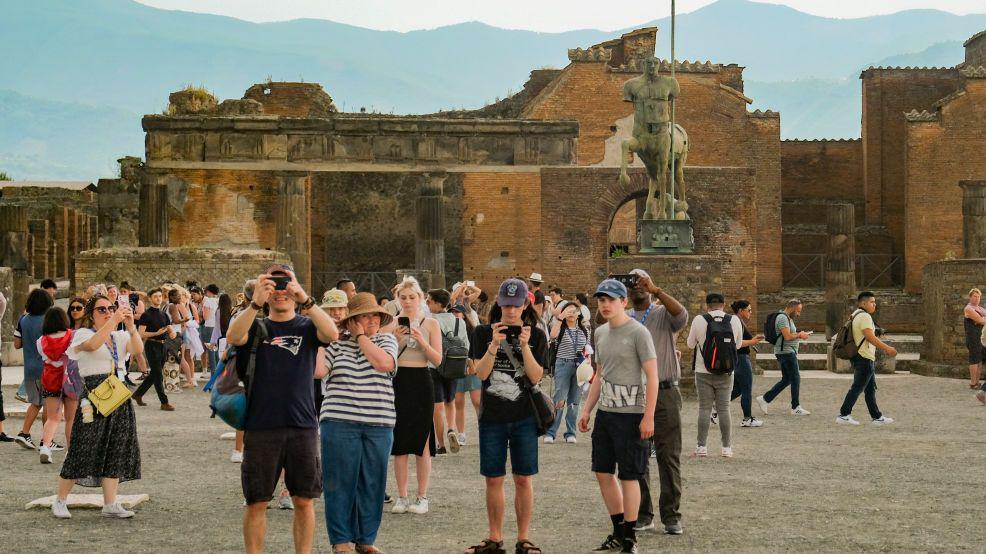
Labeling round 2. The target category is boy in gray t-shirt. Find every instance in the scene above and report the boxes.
[579,279,657,554]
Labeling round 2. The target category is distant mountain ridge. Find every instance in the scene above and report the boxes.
[1,0,984,179]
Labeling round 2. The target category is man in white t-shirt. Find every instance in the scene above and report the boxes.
[836,291,897,426]
[201,284,220,373]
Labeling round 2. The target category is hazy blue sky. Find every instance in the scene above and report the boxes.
[136,0,986,32]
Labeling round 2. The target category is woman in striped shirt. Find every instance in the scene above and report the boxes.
[320,292,398,554]
[544,302,590,443]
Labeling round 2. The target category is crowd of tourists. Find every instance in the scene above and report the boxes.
[2,266,979,553]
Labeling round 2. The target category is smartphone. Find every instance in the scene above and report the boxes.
[610,274,638,288]
[466,280,476,288]
[118,296,130,308]
[398,316,411,328]
[271,275,291,290]
[128,293,140,306]
[502,325,522,339]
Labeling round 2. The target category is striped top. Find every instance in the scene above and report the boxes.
[556,325,589,361]
[320,333,399,427]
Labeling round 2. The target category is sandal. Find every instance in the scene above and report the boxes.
[515,540,542,554]
[465,539,505,554]
[332,545,353,554]
[355,545,385,554]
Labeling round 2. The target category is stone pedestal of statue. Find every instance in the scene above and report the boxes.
[638,219,694,254]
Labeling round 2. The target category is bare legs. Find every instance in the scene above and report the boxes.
[596,473,641,523]
[970,363,981,388]
[434,402,456,448]
[40,396,63,447]
[454,390,481,439]
[63,397,78,447]
[394,451,431,499]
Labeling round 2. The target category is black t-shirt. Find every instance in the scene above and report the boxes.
[244,316,328,431]
[469,324,548,424]
[738,322,752,355]
[137,307,171,339]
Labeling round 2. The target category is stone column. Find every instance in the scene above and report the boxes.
[28,220,49,279]
[0,206,31,317]
[54,207,69,279]
[960,180,986,258]
[276,174,312,291]
[415,172,446,290]
[66,209,80,289]
[139,176,170,246]
[824,203,857,339]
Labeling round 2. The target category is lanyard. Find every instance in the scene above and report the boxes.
[631,305,654,326]
[93,327,120,369]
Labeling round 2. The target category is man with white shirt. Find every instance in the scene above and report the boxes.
[201,284,221,374]
[685,293,743,458]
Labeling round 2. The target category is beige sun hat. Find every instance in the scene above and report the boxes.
[341,292,394,327]
[321,288,348,309]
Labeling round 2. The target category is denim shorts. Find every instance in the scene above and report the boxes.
[478,415,539,478]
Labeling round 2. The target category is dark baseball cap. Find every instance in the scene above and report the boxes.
[497,278,529,307]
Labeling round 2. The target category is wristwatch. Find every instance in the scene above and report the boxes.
[250,301,264,311]
[299,296,316,311]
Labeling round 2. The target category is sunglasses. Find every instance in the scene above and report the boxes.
[70,305,84,312]
[93,305,118,315]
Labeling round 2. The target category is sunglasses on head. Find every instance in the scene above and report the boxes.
[70,305,84,312]
[93,305,118,315]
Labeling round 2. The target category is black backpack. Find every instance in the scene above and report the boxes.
[699,313,738,374]
[832,310,866,360]
[764,311,785,350]
[436,318,470,380]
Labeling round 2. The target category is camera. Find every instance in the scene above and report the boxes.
[271,275,291,290]
[610,274,638,288]
[502,325,522,341]
[875,327,885,337]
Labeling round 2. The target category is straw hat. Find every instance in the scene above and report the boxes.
[321,288,348,309]
[342,292,394,327]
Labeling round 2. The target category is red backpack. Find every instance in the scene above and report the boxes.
[40,330,74,393]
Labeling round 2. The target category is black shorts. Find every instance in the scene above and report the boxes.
[591,410,649,481]
[241,427,322,504]
[431,368,456,404]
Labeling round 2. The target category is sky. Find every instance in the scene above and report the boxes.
[135,0,986,32]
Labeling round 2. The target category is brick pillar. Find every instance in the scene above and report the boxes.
[67,209,80,289]
[960,180,986,258]
[0,206,31,316]
[139,177,169,246]
[415,172,446,290]
[88,215,99,249]
[54,207,69,278]
[276,174,311,291]
[28,220,49,280]
[825,203,857,339]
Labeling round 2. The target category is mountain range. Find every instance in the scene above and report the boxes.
[1,0,983,180]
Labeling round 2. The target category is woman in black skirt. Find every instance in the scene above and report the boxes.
[389,277,443,516]
[52,294,144,519]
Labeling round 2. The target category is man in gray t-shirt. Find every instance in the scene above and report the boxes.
[758,299,812,415]
[579,279,657,553]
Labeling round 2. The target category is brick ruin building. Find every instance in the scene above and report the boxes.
[4,27,986,367]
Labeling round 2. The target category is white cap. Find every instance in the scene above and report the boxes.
[529,272,543,283]
[576,359,594,386]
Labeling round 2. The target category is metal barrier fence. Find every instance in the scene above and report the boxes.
[781,254,902,288]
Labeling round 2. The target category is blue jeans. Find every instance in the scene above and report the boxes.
[546,358,580,439]
[730,353,753,418]
[478,415,539,477]
[763,351,800,409]
[839,355,882,419]
[320,419,393,546]
[201,326,218,372]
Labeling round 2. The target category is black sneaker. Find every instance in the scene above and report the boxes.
[0,432,14,442]
[620,538,639,553]
[14,433,37,450]
[383,494,393,504]
[436,446,448,455]
[50,442,65,451]
[591,535,622,552]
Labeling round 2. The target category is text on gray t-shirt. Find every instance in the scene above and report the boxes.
[594,318,657,414]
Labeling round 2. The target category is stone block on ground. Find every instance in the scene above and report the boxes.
[26,494,149,510]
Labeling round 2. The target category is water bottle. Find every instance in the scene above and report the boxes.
[81,398,94,424]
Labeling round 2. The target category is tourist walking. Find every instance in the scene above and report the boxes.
[579,278,657,554]
[836,291,898,425]
[757,299,812,416]
[686,293,743,458]
[52,295,144,519]
[426,288,466,454]
[12,288,54,450]
[320,292,398,553]
[465,278,547,554]
[201,284,221,374]
[37,307,73,464]
[133,288,177,411]
[452,304,482,446]
[544,302,590,444]
[226,266,338,554]
[624,269,688,536]
[963,288,986,389]
[729,300,764,428]
[390,277,443,515]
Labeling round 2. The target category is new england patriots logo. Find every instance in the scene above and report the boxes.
[268,336,303,355]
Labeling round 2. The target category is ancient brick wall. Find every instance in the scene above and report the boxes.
[242,82,336,117]
[74,248,291,298]
[860,68,964,260]
[904,79,986,292]
[922,260,986,364]
[966,31,986,67]
[781,139,863,201]
[96,178,140,247]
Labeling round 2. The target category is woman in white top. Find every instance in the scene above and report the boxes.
[51,294,144,520]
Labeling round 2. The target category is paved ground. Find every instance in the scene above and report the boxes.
[1,372,983,553]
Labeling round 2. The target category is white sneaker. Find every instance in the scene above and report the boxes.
[694,445,708,457]
[791,406,811,416]
[40,444,53,464]
[543,436,555,444]
[457,433,467,446]
[721,447,734,458]
[835,415,860,425]
[447,430,461,453]
[391,496,409,514]
[278,494,294,510]
[565,435,578,444]
[407,496,429,514]
[230,450,243,463]
[52,498,71,519]
[101,502,135,518]
[872,416,895,426]
[755,395,769,414]
[741,417,764,428]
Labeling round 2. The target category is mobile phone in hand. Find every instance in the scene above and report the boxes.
[398,316,410,328]
[609,274,638,288]
[502,325,522,340]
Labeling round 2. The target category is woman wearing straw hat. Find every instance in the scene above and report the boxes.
[320,292,398,554]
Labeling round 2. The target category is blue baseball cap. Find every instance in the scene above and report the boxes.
[593,278,627,299]
[497,278,529,307]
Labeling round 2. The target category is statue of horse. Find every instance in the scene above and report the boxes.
[618,123,689,220]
